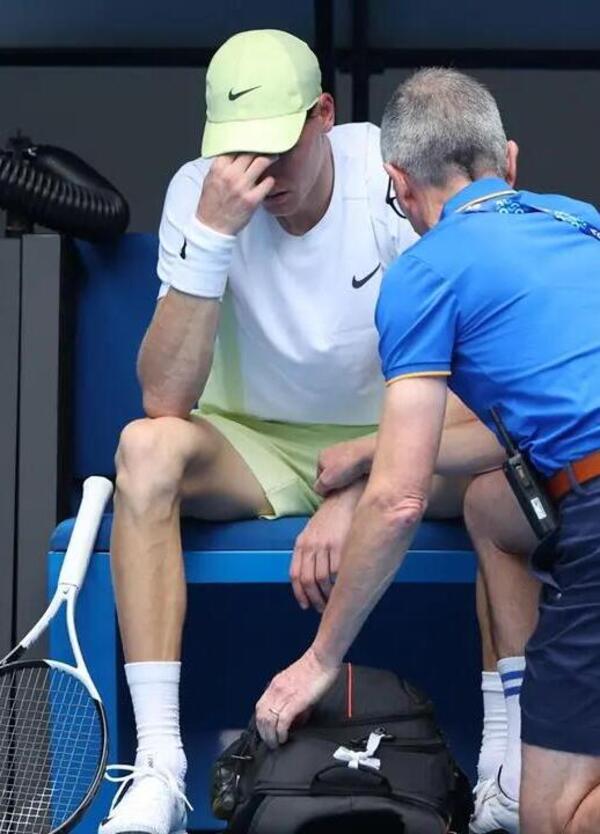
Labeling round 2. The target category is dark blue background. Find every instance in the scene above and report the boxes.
[3,0,600,50]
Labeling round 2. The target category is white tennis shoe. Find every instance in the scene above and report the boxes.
[469,776,519,834]
[99,756,192,834]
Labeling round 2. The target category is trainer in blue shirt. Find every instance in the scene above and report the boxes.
[256,69,600,834]
[376,179,600,478]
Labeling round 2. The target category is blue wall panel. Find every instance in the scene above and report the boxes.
[0,1,315,49]
[3,0,600,52]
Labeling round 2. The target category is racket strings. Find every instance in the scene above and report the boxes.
[0,665,104,834]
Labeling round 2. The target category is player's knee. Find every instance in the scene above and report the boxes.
[115,417,189,503]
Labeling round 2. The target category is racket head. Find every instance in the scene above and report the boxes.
[0,659,108,834]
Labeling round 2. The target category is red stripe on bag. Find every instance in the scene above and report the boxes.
[347,662,353,718]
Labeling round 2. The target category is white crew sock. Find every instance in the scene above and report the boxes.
[476,671,508,784]
[497,656,525,801]
[125,661,187,782]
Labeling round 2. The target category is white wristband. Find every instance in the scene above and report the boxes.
[166,215,235,299]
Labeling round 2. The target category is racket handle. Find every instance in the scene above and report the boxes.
[58,476,113,590]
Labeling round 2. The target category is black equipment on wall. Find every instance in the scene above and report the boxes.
[0,133,129,240]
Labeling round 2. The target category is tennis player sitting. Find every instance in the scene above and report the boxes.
[100,30,495,834]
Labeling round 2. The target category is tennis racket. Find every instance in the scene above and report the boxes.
[0,475,113,834]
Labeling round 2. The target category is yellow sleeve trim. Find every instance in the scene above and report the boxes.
[385,370,451,387]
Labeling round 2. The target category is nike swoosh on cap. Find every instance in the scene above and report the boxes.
[228,85,261,101]
[352,263,381,289]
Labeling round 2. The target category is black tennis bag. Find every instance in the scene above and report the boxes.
[211,664,472,833]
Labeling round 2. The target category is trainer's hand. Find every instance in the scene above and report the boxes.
[290,482,364,613]
[196,153,277,235]
[314,437,375,496]
[256,648,340,748]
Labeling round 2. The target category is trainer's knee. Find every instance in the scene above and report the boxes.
[565,801,600,834]
[534,798,600,834]
[521,795,570,834]
[521,752,600,834]
[463,470,504,537]
[464,469,536,558]
[566,819,595,834]
[115,417,208,508]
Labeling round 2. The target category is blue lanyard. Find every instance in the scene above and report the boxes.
[463,192,600,243]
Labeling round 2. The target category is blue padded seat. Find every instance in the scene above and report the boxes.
[51,514,472,553]
[51,514,474,586]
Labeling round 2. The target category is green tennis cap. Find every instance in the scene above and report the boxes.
[201,29,322,158]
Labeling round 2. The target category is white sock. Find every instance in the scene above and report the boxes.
[497,656,525,801]
[477,671,508,784]
[125,661,187,782]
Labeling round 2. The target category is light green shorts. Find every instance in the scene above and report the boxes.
[192,406,376,519]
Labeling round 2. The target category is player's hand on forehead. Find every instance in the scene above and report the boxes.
[214,152,278,177]
[197,152,278,236]
[232,152,279,182]
[213,151,278,193]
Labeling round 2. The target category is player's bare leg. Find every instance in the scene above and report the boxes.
[101,415,272,834]
[111,415,272,662]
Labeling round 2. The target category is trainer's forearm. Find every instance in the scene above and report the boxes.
[312,492,421,666]
[312,378,446,665]
[138,289,220,418]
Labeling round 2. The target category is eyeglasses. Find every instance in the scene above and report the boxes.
[386,177,406,219]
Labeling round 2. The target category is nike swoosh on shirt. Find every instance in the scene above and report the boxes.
[228,85,261,101]
[180,240,187,260]
[352,263,381,289]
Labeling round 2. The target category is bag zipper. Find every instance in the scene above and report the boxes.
[381,738,446,753]
[305,707,434,729]
[295,729,445,753]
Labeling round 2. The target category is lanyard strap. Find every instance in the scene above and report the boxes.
[461,192,600,243]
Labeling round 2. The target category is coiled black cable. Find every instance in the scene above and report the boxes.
[0,135,129,240]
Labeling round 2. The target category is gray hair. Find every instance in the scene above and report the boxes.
[380,68,508,187]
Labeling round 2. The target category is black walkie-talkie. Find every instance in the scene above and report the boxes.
[490,407,558,540]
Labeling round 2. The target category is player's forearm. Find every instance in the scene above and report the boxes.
[434,418,505,476]
[312,489,423,666]
[137,289,220,418]
[352,436,377,471]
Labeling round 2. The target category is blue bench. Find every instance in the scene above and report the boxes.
[48,235,479,833]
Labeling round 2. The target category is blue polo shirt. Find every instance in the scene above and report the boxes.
[376,177,600,476]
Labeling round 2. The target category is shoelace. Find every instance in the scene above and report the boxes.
[105,764,194,817]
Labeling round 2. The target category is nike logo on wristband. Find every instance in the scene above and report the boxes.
[228,85,261,101]
[352,263,381,289]
[180,240,186,260]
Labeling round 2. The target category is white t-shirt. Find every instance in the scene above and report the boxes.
[157,122,418,425]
